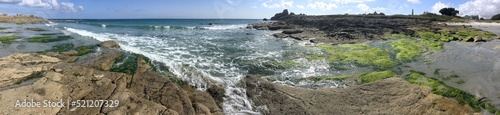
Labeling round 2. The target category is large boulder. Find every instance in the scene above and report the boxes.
[98,40,120,48]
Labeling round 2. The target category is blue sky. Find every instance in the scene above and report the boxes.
[0,0,499,19]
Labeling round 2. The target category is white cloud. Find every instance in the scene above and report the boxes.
[458,0,500,18]
[431,2,449,14]
[407,0,420,4]
[357,3,370,12]
[329,0,375,4]
[60,2,82,13]
[307,2,338,11]
[0,0,82,12]
[261,0,293,9]
[356,3,385,13]
[0,0,21,4]
[296,5,304,9]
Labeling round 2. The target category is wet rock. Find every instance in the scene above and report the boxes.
[473,36,483,42]
[83,50,122,71]
[60,50,78,56]
[268,25,292,30]
[290,34,307,40]
[273,33,289,38]
[242,76,474,115]
[0,52,224,115]
[282,29,303,34]
[207,84,225,106]
[98,40,120,48]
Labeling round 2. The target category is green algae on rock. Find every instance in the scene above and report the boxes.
[26,27,46,31]
[0,36,21,43]
[405,72,498,113]
[110,54,138,74]
[391,38,443,61]
[0,27,9,30]
[27,35,72,43]
[308,44,398,69]
[313,70,396,83]
[360,70,396,83]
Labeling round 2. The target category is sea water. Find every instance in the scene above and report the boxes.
[46,19,356,114]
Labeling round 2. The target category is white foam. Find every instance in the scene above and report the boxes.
[101,24,106,28]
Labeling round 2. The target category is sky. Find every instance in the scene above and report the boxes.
[0,0,499,19]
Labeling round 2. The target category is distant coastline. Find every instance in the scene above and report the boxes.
[0,13,47,24]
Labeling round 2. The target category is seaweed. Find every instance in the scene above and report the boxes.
[406,72,488,112]
[0,36,21,43]
[308,43,399,69]
[110,54,138,74]
[360,70,396,83]
[27,35,72,43]
[26,28,46,31]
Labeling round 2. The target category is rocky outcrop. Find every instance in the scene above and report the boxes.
[0,53,61,86]
[242,76,475,115]
[270,9,290,20]
[98,40,120,48]
[0,49,223,114]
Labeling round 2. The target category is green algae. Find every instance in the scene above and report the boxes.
[314,70,395,83]
[0,27,9,30]
[0,36,21,43]
[26,28,46,31]
[406,72,487,112]
[391,38,443,61]
[309,44,398,69]
[110,54,138,74]
[71,46,93,56]
[360,70,396,83]
[39,43,94,57]
[28,35,72,43]
[314,73,362,81]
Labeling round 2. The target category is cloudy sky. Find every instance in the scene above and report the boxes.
[0,0,499,19]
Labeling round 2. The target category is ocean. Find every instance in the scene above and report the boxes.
[44,19,350,114]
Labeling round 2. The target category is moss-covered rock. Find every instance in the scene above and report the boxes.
[27,35,72,43]
[360,70,396,83]
[405,72,497,113]
[0,36,21,43]
[26,28,46,31]
[391,38,443,61]
[110,54,138,74]
[309,44,399,69]
[0,27,9,30]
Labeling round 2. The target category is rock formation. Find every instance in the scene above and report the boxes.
[0,42,224,115]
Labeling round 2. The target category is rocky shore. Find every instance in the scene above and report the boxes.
[2,13,500,115]
[0,42,225,115]
[248,10,499,44]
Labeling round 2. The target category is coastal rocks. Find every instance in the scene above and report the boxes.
[242,76,474,115]
[98,40,120,48]
[273,33,289,38]
[0,53,61,86]
[83,50,122,71]
[473,36,483,42]
[0,51,224,115]
[282,29,303,34]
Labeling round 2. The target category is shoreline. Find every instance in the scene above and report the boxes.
[1,14,500,114]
